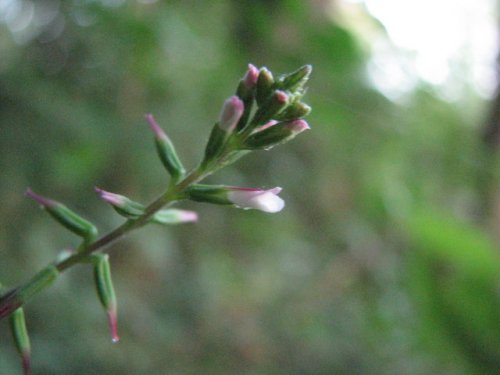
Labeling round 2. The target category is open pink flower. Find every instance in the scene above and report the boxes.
[227,187,285,213]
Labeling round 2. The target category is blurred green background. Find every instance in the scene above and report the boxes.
[1,0,499,374]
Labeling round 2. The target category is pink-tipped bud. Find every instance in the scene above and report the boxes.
[9,307,32,375]
[95,187,126,207]
[243,64,259,89]
[25,188,56,208]
[145,114,185,180]
[176,210,199,223]
[243,119,310,150]
[145,114,168,141]
[153,209,199,225]
[275,90,289,104]
[255,120,279,132]
[108,305,119,343]
[219,96,245,132]
[21,351,31,375]
[285,119,310,133]
[227,187,285,213]
[95,187,145,218]
[25,189,98,243]
[251,90,290,126]
[92,254,119,343]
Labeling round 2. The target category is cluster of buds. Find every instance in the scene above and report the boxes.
[2,64,311,375]
[203,64,311,166]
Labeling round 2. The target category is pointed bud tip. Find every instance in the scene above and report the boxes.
[275,90,289,103]
[145,114,167,140]
[95,187,124,206]
[108,308,120,343]
[269,187,283,194]
[244,64,259,88]
[286,119,310,133]
[302,64,313,75]
[21,351,31,375]
[180,210,199,223]
[219,96,245,132]
[25,188,55,208]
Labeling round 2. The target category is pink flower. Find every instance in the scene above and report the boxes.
[219,96,244,132]
[227,187,285,213]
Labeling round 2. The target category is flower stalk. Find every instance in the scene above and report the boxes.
[0,63,312,373]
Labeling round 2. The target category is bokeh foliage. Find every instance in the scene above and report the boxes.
[0,1,499,374]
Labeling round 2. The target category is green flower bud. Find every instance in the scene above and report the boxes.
[203,96,245,165]
[243,119,310,150]
[9,308,31,375]
[274,101,311,121]
[146,114,185,182]
[235,66,259,131]
[203,124,228,165]
[251,90,289,126]
[185,184,230,205]
[92,254,119,343]
[95,187,145,219]
[152,209,198,225]
[26,189,98,244]
[256,67,275,106]
[277,64,312,92]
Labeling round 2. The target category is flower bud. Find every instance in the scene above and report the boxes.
[235,64,259,131]
[26,189,98,244]
[243,63,259,90]
[203,124,226,166]
[203,96,245,165]
[256,67,275,105]
[9,307,31,375]
[95,187,145,219]
[277,64,312,92]
[152,209,198,225]
[146,114,185,181]
[92,254,119,343]
[274,101,311,121]
[251,90,289,126]
[186,184,285,213]
[219,96,244,132]
[243,119,310,150]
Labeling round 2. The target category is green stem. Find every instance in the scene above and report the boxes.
[0,166,209,320]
